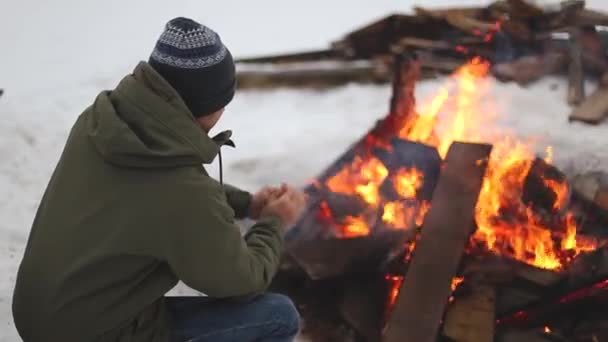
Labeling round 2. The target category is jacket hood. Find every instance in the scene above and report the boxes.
[86,62,230,168]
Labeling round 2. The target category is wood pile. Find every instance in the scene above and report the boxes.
[268,55,608,342]
[237,0,608,124]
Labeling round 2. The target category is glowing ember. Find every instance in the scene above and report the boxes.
[544,326,551,334]
[451,277,465,292]
[340,215,370,238]
[543,177,568,211]
[415,201,431,227]
[327,156,388,206]
[386,275,404,308]
[382,201,416,229]
[393,168,424,199]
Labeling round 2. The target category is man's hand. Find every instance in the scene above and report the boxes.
[260,185,307,228]
[249,187,278,220]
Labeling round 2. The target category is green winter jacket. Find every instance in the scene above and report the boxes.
[12,62,284,342]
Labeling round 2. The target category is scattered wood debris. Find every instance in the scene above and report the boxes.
[237,0,608,124]
[569,84,608,123]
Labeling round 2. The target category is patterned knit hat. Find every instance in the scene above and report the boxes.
[149,17,236,117]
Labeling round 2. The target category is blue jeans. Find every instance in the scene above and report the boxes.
[166,293,300,342]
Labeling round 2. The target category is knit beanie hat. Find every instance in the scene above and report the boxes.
[149,17,236,117]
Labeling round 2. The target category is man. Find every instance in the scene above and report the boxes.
[13,17,306,342]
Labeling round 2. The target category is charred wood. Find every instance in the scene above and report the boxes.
[339,275,389,342]
[286,229,413,281]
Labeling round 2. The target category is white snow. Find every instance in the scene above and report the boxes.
[1,0,608,340]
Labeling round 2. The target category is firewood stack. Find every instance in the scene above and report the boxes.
[237,0,608,124]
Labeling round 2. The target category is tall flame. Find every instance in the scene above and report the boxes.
[399,58,597,270]
[327,156,388,206]
[320,57,597,270]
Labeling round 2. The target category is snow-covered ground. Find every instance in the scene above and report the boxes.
[1,0,608,340]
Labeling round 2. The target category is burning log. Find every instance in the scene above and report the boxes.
[497,249,608,328]
[569,84,608,124]
[383,141,492,342]
[522,158,568,216]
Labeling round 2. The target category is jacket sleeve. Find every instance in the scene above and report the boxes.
[223,184,252,219]
[164,179,284,298]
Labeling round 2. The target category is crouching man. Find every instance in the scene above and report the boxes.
[13,17,306,342]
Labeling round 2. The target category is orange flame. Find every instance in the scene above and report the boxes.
[382,201,416,230]
[451,277,465,292]
[543,178,568,211]
[386,275,404,308]
[327,156,388,206]
[399,58,597,270]
[416,201,431,227]
[320,57,597,270]
[394,168,425,199]
[340,215,370,238]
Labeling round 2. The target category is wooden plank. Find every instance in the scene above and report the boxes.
[569,85,608,124]
[568,28,586,106]
[235,49,338,64]
[443,284,496,342]
[383,142,492,342]
[236,60,391,89]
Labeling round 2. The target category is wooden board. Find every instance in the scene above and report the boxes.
[236,60,391,89]
[383,141,492,342]
[443,284,496,342]
[569,86,608,124]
